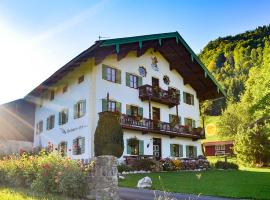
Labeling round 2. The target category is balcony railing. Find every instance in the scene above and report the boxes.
[120,114,204,139]
[138,85,180,107]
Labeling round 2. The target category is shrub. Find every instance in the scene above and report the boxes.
[171,159,181,170]
[215,161,239,170]
[117,164,132,173]
[94,111,124,158]
[131,159,156,171]
[0,151,94,198]
[160,158,175,171]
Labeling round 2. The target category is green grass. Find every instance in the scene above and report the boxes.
[119,169,270,199]
[0,187,72,200]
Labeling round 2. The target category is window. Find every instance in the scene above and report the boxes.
[59,109,68,125]
[183,92,194,105]
[46,115,55,130]
[170,144,183,157]
[127,138,144,155]
[169,114,181,125]
[58,141,67,156]
[74,100,86,119]
[78,75,84,84]
[184,118,196,129]
[107,67,116,82]
[126,73,142,89]
[215,145,225,151]
[186,146,197,158]
[108,100,116,112]
[50,90,55,101]
[63,85,68,93]
[102,65,121,83]
[102,99,121,112]
[36,120,43,134]
[126,105,143,118]
[73,137,85,155]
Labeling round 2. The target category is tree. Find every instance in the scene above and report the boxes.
[234,124,270,166]
[217,102,251,138]
[94,112,124,158]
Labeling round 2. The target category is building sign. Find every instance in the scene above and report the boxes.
[60,125,88,134]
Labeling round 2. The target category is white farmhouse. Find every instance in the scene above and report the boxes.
[25,32,225,161]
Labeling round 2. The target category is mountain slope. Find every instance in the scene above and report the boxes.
[199,25,270,111]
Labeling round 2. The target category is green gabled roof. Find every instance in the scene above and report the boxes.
[99,31,226,98]
[27,31,226,99]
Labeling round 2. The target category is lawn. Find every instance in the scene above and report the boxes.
[0,187,72,200]
[119,169,270,200]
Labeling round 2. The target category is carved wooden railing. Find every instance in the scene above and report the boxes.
[120,114,204,139]
[138,85,180,107]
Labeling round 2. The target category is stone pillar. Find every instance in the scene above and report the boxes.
[95,155,119,200]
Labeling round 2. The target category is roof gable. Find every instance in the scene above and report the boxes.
[26,32,226,101]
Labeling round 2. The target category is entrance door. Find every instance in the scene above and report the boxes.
[152,77,159,87]
[153,138,162,160]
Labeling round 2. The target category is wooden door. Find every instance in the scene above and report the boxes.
[153,138,162,160]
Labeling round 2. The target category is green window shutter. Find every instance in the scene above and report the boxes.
[52,116,55,128]
[72,139,76,155]
[58,112,61,125]
[46,118,49,130]
[116,69,121,84]
[81,137,85,154]
[138,76,143,87]
[126,73,130,87]
[191,94,194,105]
[102,99,108,112]
[139,140,144,155]
[194,146,197,157]
[179,116,181,125]
[66,110,69,123]
[126,139,131,154]
[116,101,122,113]
[175,89,180,102]
[138,107,143,117]
[82,100,86,116]
[102,65,107,80]
[192,120,196,128]
[170,144,174,157]
[126,105,131,115]
[186,146,190,158]
[74,104,78,119]
[179,145,183,157]
[183,92,187,103]
[169,114,173,123]
[184,118,188,126]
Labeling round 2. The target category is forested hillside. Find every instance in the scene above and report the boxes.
[199,25,270,113]
[200,25,270,166]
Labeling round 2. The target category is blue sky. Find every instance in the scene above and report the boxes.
[0,0,270,104]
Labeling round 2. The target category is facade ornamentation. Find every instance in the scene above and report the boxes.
[138,66,147,77]
[151,56,159,71]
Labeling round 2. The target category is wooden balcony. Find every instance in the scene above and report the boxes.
[138,85,180,107]
[120,114,204,140]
